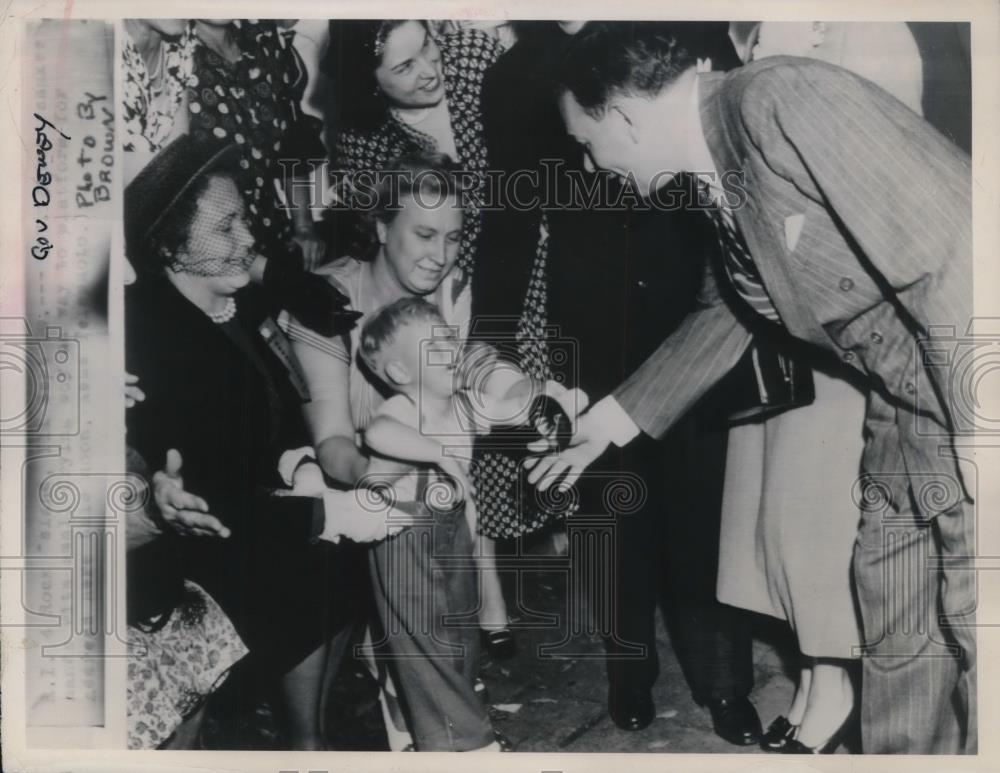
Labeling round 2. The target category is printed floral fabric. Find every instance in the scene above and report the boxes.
[122,27,196,153]
[127,580,248,749]
[188,20,325,255]
[334,28,503,275]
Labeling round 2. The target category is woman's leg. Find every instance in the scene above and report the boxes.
[795,657,855,747]
[277,641,330,750]
[477,535,508,631]
[788,663,812,725]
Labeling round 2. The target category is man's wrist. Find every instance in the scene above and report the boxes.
[587,396,641,447]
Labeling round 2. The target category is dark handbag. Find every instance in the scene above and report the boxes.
[710,336,815,425]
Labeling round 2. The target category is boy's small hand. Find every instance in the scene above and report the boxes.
[531,384,589,452]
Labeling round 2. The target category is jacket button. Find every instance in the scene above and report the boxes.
[843,351,856,362]
[904,381,916,395]
[637,280,647,289]
[870,332,883,344]
[839,277,854,292]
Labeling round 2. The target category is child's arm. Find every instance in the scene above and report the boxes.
[365,414,472,502]
[366,415,444,467]
[462,347,586,447]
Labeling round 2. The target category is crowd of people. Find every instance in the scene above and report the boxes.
[121,18,974,755]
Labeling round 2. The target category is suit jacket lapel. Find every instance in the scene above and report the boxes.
[697,72,828,346]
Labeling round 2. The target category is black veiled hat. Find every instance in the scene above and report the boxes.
[124,134,241,265]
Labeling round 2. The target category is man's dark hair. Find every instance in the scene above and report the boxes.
[553,22,700,116]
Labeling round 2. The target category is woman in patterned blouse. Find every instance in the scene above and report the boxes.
[324,19,518,656]
[326,19,501,275]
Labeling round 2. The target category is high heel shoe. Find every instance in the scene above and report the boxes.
[481,627,516,659]
[781,706,858,754]
[760,715,798,751]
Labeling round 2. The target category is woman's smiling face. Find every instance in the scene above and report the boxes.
[377,192,463,296]
[374,21,445,110]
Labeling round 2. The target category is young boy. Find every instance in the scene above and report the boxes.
[357,296,576,752]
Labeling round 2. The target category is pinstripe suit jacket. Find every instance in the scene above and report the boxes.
[613,57,972,516]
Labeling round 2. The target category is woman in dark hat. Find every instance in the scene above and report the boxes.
[124,134,361,750]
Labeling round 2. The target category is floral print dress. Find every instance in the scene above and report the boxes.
[127,580,249,749]
[124,447,247,750]
[122,26,196,153]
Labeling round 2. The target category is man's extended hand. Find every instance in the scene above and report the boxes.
[152,449,231,539]
[524,411,612,492]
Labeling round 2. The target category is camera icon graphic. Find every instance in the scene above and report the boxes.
[0,318,81,436]
[915,321,1000,437]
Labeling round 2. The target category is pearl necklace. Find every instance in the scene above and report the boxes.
[207,297,237,324]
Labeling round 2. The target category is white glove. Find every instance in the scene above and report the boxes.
[319,488,406,544]
[278,446,318,487]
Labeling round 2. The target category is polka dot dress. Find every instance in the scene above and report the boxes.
[473,214,579,539]
[188,21,324,257]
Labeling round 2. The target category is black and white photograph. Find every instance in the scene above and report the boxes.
[2,2,998,769]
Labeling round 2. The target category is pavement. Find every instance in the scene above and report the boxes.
[200,527,811,754]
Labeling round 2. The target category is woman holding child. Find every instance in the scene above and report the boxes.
[287,152,566,751]
[287,153,489,750]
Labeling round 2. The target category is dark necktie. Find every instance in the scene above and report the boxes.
[698,183,781,322]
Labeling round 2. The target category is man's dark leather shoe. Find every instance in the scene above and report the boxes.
[608,688,655,731]
[706,696,763,745]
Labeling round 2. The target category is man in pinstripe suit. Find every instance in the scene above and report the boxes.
[526,23,975,754]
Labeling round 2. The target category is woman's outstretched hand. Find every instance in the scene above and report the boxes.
[152,449,231,539]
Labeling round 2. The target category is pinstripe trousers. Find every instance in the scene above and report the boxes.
[854,496,976,753]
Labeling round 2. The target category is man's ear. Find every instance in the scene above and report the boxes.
[610,103,639,143]
[375,218,388,246]
[385,359,412,387]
